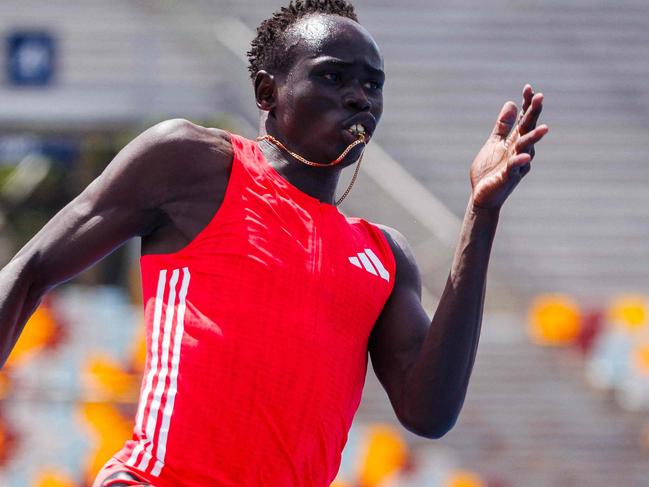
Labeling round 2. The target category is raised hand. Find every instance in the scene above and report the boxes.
[470,84,548,210]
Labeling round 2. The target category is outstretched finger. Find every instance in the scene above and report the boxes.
[515,124,549,155]
[491,101,519,139]
[521,84,534,113]
[519,93,544,135]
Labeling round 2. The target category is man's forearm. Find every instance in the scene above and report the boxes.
[403,199,498,435]
[0,253,45,368]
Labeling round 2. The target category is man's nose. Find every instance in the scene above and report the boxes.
[343,81,371,111]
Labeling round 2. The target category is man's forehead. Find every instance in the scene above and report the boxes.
[286,14,383,66]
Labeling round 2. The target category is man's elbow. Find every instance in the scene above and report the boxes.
[396,406,460,440]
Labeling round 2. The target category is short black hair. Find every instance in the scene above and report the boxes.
[247,0,358,80]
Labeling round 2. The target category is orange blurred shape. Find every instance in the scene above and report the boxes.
[528,294,581,346]
[86,356,139,401]
[0,372,11,399]
[35,470,76,487]
[445,471,485,487]
[6,304,58,367]
[79,402,133,483]
[330,481,352,487]
[609,295,648,332]
[130,326,147,375]
[0,419,6,461]
[358,424,408,487]
[633,343,649,375]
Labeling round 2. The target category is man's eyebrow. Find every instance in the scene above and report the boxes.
[313,57,385,78]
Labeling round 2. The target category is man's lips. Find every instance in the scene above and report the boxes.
[342,127,370,144]
[343,113,376,142]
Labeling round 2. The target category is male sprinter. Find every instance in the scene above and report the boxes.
[0,1,548,485]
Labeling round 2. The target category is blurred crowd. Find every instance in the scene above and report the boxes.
[529,294,649,450]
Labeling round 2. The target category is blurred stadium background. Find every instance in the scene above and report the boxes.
[1,0,649,486]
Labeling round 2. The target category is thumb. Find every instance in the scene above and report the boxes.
[490,101,518,139]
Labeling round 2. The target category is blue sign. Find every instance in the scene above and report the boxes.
[7,31,56,86]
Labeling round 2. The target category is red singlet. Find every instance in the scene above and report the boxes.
[110,134,396,486]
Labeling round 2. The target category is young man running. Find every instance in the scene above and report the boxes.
[0,1,547,485]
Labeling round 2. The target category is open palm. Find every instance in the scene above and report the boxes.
[471,85,548,210]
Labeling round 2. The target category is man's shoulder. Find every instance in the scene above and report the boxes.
[121,119,235,189]
[374,224,408,256]
[347,220,406,260]
[147,119,233,161]
[374,224,421,285]
[125,121,236,250]
[110,120,235,212]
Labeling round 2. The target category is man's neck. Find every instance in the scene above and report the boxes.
[257,138,342,205]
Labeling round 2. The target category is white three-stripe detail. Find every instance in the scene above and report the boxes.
[348,256,362,268]
[348,250,390,282]
[139,268,179,472]
[152,267,190,476]
[127,269,167,469]
[126,267,190,477]
[126,443,144,471]
[364,248,390,281]
[357,252,378,276]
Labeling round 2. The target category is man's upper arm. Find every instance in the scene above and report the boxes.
[14,119,229,291]
[369,226,430,409]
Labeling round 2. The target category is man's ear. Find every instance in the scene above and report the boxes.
[254,70,277,112]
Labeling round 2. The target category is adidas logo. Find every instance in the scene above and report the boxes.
[348,248,390,282]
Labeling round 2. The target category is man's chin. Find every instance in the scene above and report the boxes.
[334,141,366,168]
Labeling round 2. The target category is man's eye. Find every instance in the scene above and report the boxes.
[364,81,382,90]
[323,73,340,82]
